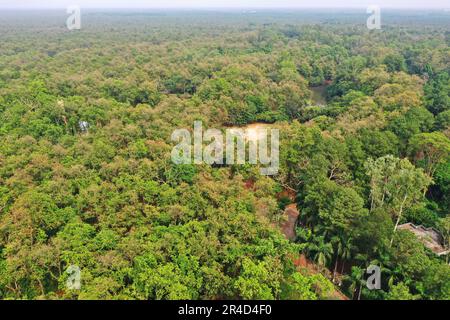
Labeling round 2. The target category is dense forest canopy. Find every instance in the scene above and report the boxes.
[0,9,449,300]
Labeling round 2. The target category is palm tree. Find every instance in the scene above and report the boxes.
[331,236,342,282]
[346,266,365,300]
[331,235,353,282]
[311,236,333,267]
[340,237,353,274]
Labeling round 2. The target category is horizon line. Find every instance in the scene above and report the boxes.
[1,6,450,10]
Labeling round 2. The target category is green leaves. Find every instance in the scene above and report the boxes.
[424,71,449,115]
[408,132,450,176]
[386,282,418,300]
[131,253,202,300]
[234,258,281,300]
[365,156,432,217]
[283,272,333,300]
[302,179,368,235]
[0,11,449,301]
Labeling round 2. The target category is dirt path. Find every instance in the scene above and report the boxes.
[281,204,300,241]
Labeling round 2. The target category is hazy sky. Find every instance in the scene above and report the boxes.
[1,0,449,9]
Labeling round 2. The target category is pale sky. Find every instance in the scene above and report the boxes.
[1,0,449,9]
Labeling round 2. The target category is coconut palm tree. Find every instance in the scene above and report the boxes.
[311,236,333,267]
[345,266,365,300]
[331,235,354,282]
[340,237,354,274]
